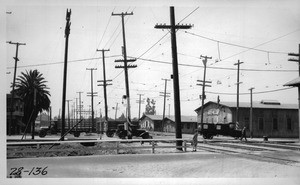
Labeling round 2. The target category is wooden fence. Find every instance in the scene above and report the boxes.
[7,138,194,157]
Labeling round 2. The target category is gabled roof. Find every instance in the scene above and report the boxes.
[140,114,164,121]
[163,115,197,123]
[284,77,300,87]
[140,114,197,122]
[195,101,297,112]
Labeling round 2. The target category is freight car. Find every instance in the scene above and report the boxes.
[198,122,242,139]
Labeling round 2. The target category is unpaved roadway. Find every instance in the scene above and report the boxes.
[7,150,300,178]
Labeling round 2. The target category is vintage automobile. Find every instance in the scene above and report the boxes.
[106,121,151,139]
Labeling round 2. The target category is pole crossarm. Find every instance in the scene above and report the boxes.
[154,24,193,29]
[112,12,133,16]
[288,53,300,57]
[114,59,137,62]
[115,65,137,68]
[288,58,300,62]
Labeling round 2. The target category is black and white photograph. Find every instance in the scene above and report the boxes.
[2,0,300,184]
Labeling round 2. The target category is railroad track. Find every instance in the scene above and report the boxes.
[198,142,300,166]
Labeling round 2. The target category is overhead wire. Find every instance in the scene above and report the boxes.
[134,57,298,72]
[184,30,290,55]
[206,87,294,96]
[6,55,122,69]
[126,7,200,93]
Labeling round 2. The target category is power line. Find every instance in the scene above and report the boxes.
[134,57,298,72]
[206,87,294,95]
[184,30,289,55]
[6,55,122,69]
[178,7,199,23]
[221,28,300,61]
[97,7,116,49]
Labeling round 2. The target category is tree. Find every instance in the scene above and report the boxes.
[145,98,156,115]
[14,69,51,134]
[117,113,126,121]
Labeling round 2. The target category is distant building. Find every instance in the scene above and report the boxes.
[194,100,298,138]
[6,94,25,135]
[139,115,163,132]
[162,116,197,134]
[139,114,197,134]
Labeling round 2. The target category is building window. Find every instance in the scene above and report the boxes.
[181,124,184,129]
[187,123,190,129]
[258,117,264,130]
[273,118,278,130]
[287,118,292,130]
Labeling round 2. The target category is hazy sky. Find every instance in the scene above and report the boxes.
[4,0,300,119]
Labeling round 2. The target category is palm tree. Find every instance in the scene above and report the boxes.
[14,69,51,135]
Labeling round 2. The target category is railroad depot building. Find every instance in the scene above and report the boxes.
[194,100,299,138]
[139,114,197,134]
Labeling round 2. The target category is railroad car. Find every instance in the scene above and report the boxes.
[198,122,242,139]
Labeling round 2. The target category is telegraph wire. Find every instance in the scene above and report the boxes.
[6,55,122,69]
[220,28,300,61]
[97,7,116,49]
[184,30,289,54]
[133,57,298,72]
[206,87,294,96]
[178,7,199,23]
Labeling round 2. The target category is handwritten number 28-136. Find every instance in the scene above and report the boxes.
[10,166,48,176]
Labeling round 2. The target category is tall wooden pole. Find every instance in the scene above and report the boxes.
[249,87,254,138]
[197,55,212,129]
[155,7,192,150]
[87,68,97,132]
[7,41,26,135]
[112,12,136,123]
[234,60,243,127]
[61,9,71,141]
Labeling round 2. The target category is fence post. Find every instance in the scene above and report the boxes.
[183,140,187,152]
[116,141,119,154]
[152,141,155,154]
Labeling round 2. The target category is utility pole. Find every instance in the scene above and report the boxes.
[97,49,112,124]
[31,88,37,139]
[160,79,171,120]
[66,100,72,130]
[155,6,192,150]
[61,9,71,141]
[287,44,300,142]
[112,11,136,124]
[86,68,97,132]
[197,55,212,129]
[234,60,243,128]
[136,94,144,119]
[114,103,119,120]
[75,98,78,122]
[249,87,254,138]
[76,92,83,120]
[6,41,26,135]
[49,106,52,125]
